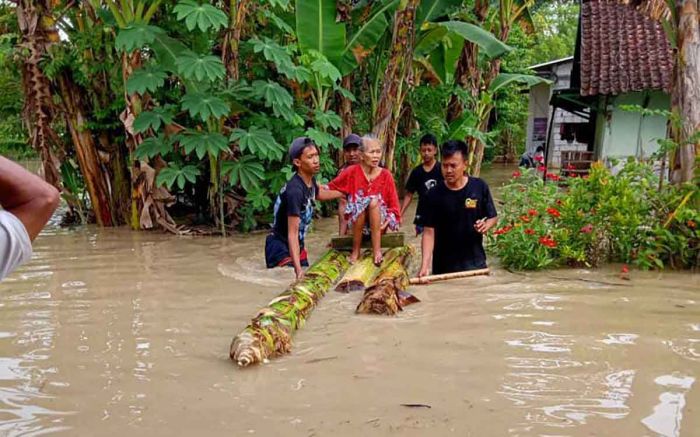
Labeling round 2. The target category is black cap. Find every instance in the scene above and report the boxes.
[289,137,315,161]
[343,133,361,149]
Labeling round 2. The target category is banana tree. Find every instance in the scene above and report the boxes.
[15,0,62,188]
[445,0,537,176]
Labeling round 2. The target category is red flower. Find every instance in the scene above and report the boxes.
[546,207,561,218]
[528,209,538,216]
[546,173,561,181]
[534,155,544,162]
[565,163,575,170]
[520,214,531,223]
[512,170,521,178]
[525,228,535,235]
[580,224,593,234]
[539,236,557,248]
[621,264,629,274]
[494,225,513,235]
[537,165,546,172]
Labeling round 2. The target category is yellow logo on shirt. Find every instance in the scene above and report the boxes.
[465,198,478,209]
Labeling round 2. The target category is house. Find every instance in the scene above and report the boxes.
[524,0,673,172]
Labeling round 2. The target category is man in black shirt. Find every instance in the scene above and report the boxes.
[418,140,498,276]
[400,133,442,235]
[266,137,342,279]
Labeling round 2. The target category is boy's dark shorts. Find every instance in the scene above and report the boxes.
[265,234,309,268]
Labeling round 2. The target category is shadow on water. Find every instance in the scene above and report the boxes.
[0,165,698,436]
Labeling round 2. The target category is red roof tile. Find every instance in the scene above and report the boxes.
[579,0,673,96]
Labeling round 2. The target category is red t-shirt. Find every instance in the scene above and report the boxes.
[328,164,401,224]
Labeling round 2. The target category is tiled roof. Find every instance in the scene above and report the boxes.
[579,0,673,96]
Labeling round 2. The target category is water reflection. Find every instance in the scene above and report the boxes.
[641,374,695,437]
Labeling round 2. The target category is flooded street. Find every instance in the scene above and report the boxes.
[0,166,698,436]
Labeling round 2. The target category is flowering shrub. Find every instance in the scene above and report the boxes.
[489,162,699,270]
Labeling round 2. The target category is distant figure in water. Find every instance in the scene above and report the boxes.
[0,156,60,281]
[336,133,362,236]
[418,140,498,277]
[519,145,545,168]
[400,133,442,236]
[327,134,401,265]
[265,137,339,280]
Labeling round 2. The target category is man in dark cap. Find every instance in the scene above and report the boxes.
[265,137,343,279]
[337,133,361,235]
[341,133,361,171]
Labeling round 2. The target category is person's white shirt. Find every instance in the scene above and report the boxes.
[0,210,32,280]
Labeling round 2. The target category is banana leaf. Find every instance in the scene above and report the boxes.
[230,250,349,367]
[356,246,420,315]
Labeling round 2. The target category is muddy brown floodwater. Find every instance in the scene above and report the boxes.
[0,165,698,436]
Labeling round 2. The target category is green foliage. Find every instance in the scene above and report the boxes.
[229,127,284,161]
[115,24,165,53]
[489,73,551,93]
[416,0,462,27]
[251,80,302,124]
[135,134,176,160]
[222,156,266,192]
[173,0,228,33]
[179,131,230,159]
[490,163,699,270]
[336,0,396,74]
[181,92,230,120]
[133,107,175,133]
[436,21,513,59]
[176,51,226,82]
[157,162,201,190]
[126,65,169,95]
[249,37,294,71]
[295,0,346,66]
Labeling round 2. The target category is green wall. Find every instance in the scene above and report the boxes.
[594,91,670,161]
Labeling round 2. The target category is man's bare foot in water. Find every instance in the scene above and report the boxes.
[348,250,360,264]
[373,250,383,266]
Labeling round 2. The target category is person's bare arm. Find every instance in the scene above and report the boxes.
[475,216,498,234]
[287,216,304,280]
[400,192,413,218]
[418,227,435,277]
[316,186,344,201]
[0,156,59,241]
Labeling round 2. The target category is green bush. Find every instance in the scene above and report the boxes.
[489,162,699,270]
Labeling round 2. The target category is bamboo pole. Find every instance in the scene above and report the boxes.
[409,268,490,285]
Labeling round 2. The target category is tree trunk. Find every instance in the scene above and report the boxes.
[230,250,350,367]
[445,0,490,124]
[372,0,420,172]
[119,52,179,231]
[16,0,62,188]
[675,0,700,183]
[339,74,354,139]
[56,74,115,226]
[222,0,251,81]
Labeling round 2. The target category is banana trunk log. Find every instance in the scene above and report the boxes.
[230,250,349,367]
[356,246,419,315]
[335,254,380,292]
